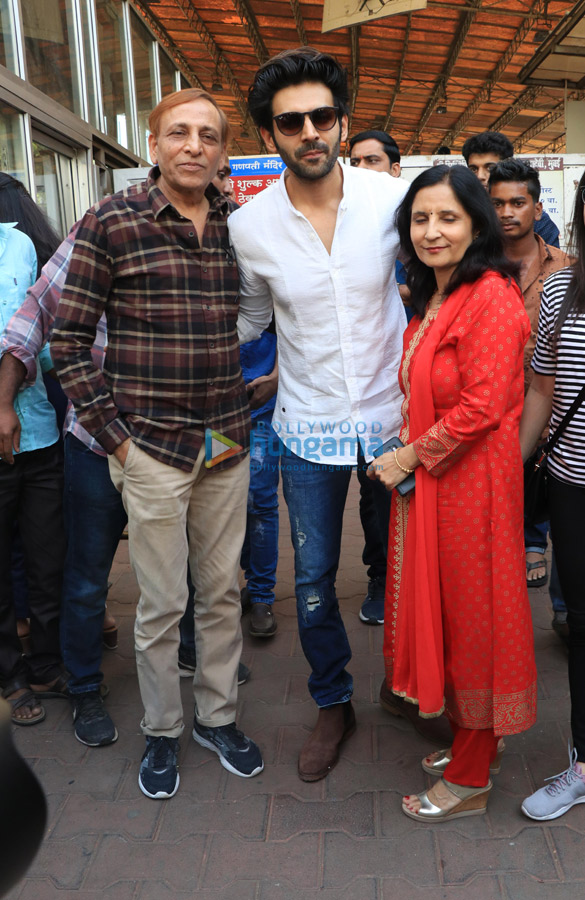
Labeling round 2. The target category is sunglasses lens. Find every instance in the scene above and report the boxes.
[311,107,337,130]
[275,112,305,135]
[274,107,338,135]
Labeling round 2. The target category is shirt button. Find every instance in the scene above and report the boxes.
[188,231,194,237]
[205,305,211,310]
[202,267,207,272]
[209,341,215,348]
[209,381,214,386]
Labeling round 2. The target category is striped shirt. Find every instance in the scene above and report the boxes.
[0,230,107,457]
[50,168,249,472]
[531,266,585,485]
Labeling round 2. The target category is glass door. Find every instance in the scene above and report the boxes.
[32,135,91,236]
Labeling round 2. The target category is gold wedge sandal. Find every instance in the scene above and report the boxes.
[402,778,492,822]
[422,740,505,777]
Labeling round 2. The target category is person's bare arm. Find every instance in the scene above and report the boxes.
[519,372,555,462]
[367,442,421,491]
[0,354,26,463]
[248,355,278,411]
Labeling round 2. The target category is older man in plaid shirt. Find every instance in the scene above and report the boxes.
[50,88,267,799]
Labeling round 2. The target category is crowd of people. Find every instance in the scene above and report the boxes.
[0,46,584,823]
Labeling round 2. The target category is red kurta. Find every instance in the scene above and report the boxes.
[384,272,537,735]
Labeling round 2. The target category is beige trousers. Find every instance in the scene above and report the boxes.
[108,443,249,737]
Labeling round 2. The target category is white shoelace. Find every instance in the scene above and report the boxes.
[544,745,584,796]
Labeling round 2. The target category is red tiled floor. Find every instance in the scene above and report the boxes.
[6,476,575,899]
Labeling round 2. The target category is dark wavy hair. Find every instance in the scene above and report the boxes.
[0,173,61,276]
[488,158,541,203]
[461,131,513,164]
[247,47,349,133]
[396,165,519,317]
[554,168,585,338]
[349,129,400,165]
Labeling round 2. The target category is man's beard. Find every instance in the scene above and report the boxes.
[273,132,341,182]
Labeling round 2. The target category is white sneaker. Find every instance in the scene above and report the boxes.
[522,746,585,821]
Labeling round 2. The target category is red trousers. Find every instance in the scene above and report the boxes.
[443,723,499,787]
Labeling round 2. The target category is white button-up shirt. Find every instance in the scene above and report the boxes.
[229,163,408,465]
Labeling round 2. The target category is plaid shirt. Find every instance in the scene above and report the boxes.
[0,230,108,456]
[51,168,249,472]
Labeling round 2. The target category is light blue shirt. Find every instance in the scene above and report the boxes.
[0,222,58,455]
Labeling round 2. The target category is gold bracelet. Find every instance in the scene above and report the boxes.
[393,447,414,474]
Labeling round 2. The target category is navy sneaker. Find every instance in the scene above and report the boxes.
[237,662,250,685]
[192,721,263,777]
[138,736,180,799]
[359,576,385,625]
[178,648,196,678]
[179,650,250,685]
[73,691,118,747]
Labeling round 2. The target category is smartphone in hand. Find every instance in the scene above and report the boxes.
[372,436,416,496]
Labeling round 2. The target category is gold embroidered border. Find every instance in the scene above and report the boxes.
[399,311,437,442]
[414,417,466,476]
[384,491,410,686]
[446,681,537,735]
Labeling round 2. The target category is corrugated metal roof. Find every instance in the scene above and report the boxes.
[134,0,582,157]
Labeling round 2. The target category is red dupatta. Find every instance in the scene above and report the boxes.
[391,273,501,717]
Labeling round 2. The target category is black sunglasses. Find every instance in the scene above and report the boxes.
[272,106,339,137]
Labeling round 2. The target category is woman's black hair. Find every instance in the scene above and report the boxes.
[554,168,585,339]
[396,164,519,317]
[0,172,61,276]
[248,47,349,133]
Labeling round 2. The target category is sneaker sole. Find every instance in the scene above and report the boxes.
[138,771,180,800]
[192,729,264,778]
[358,611,384,625]
[521,795,585,821]
[75,727,118,748]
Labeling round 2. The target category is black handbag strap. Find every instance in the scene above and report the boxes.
[543,384,585,457]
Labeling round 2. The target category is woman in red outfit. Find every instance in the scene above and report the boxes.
[369,165,537,821]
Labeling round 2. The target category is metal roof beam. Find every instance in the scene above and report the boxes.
[133,0,205,89]
[540,135,566,153]
[170,0,264,151]
[348,25,360,133]
[406,0,483,154]
[514,90,585,150]
[488,84,545,132]
[231,0,269,64]
[289,0,308,46]
[383,14,412,134]
[427,0,564,19]
[436,0,544,151]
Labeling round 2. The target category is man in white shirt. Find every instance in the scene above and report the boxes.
[229,48,407,782]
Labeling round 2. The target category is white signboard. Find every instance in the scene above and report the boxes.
[322,0,427,33]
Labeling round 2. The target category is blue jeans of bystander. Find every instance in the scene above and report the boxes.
[60,434,127,694]
[240,415,280,605]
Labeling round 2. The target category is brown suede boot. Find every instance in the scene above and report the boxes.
[298,701,356,782]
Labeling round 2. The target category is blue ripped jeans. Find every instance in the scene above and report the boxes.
[280,446,353,707]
